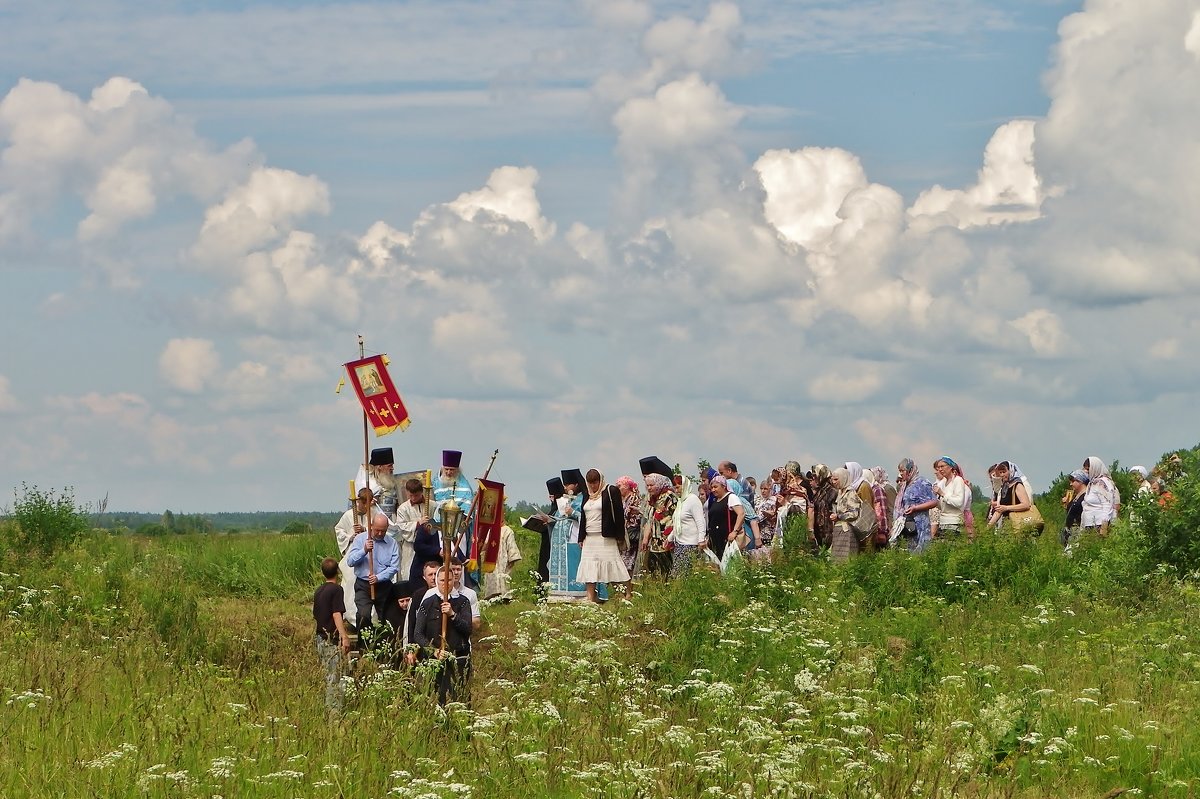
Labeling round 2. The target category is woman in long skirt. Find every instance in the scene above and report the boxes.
[570,469,630,602]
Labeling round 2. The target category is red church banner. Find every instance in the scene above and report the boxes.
[469,478,505,574]
[344,354,411,436]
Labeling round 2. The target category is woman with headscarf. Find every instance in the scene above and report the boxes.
[641,473,677,578]
[1129,466,1153,497]
[873,467,897,522]
[843,462,879,552]
[807,465,837,552]
[571,469,629,602]
[1081,456,1117,536]
[986,461,1034,530]
[828,467,862,562]
[1062,469,1089,547]
[777,461,809,546]
[754,478,780,550]
[932,457,970,538]
[706,475,749,560]
[862,468,891,548]
[615,475,643,574]
[671,474,707,576]
[895,458,937,553]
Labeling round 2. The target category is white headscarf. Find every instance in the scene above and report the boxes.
[844,461,866,490]
[831,467,851,492]
[1085,457,1110,482]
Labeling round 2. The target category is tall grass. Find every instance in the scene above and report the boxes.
[1,526,1198,797]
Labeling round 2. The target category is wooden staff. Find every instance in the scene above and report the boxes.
[358,335,376,602]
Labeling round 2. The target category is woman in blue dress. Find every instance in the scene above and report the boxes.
[548,468,606,600]
[895,458,937,553]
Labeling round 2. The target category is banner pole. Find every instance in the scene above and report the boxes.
[359,334,375,603]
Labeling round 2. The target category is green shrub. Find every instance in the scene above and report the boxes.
[1131,472,1200,573]
[4,483,90,555]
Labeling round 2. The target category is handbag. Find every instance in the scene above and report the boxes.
[849,492,877,545]
[1007,504,1045,533]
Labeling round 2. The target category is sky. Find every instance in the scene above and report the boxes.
[2,0,1199,512]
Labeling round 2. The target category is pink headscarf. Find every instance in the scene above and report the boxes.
[616,475,639,494]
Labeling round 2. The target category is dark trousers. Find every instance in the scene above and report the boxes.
[428,653,472,705]
[354,578,396,633]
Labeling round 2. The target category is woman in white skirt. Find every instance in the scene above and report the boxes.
[570,468,630,602]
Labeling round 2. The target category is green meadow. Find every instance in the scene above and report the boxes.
[2,483,1199,798]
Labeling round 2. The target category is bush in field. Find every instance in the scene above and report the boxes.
[4,483,90,555]
[1131,472,1200,573]
[280,520,312,535]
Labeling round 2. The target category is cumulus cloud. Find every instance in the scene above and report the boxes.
[7,0,1200,508]
[193,167,331,264]
[446,166,554,242]
[0,375,18,412]
[808,368,884,404]
[160,338,221,393]
[907,120,1044,233]
[0,77,257,246]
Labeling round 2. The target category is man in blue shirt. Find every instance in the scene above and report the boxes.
[347,512,401,635]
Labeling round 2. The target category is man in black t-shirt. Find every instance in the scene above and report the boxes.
[313,557,351,711]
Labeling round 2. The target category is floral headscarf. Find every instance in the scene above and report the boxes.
[872,466,888,485]
[710,475,728,490]
[616,475,639,495]
[1002,461,1025,486]
[645,473,672,496]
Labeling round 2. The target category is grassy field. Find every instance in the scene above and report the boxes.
[1,523,1198,798]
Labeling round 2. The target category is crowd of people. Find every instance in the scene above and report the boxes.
[312,446,1183,711]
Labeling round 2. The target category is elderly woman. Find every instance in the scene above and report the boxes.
[777,461,809,546]
[641,473,677,578]
[671,475,707,576]
[932,457,970,538]
[615,475,644,574]
[828,467,862,562]
[1061,469,1089,547]
[706,475,751,560]
[1129,466,1154,496]
[895,458,937,553]
[807,465,837,552]
[754,479,780,549]
[843,462,879,552]
[1081,457,1118,535]
[569,469,629,603]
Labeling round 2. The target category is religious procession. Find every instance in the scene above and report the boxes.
[312,431,1180,712]
[311,342,1185,711]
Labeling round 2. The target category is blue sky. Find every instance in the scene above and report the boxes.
[3,0,1198,512]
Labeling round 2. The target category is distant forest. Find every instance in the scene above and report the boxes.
[92,499,547,536]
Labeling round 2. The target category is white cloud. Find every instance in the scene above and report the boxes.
[1009,309,1065,357]
[809,368,884,403]
[907,120,1044,233]
[447,166,554,242]
[160,338,221,393]
[0,77,257,247]
[194,167,330,264]
[0,375,18,412]
[1148,338,1179,360]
